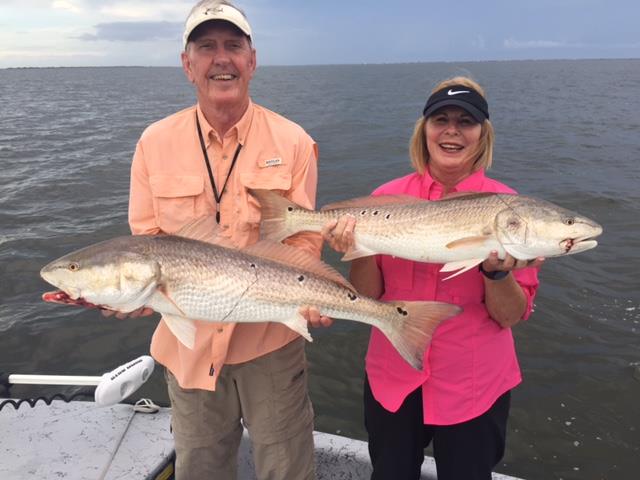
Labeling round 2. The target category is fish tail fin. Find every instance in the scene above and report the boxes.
[249,189,310,242]
[379,301,461,370]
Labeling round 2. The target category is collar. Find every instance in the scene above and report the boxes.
[195,100,254,147]
[420,168,487,199]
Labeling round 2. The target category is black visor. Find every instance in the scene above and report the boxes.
[422,85,489,122]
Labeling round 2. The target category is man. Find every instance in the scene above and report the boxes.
[126,1,327,478]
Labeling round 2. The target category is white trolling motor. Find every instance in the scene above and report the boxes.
[6,355,155,407]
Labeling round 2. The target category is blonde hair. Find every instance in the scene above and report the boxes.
[409,76,494,174]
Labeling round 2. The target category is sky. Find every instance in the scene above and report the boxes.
[1,0,639,68]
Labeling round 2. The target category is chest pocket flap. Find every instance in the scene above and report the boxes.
[150,175,204,198]
[239,171,292,191]
[149,175,204,234]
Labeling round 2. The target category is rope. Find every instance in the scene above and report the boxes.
[97,398,162,480]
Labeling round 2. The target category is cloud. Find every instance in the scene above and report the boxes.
[82,0,192,21]
[52,1,82,14]
[0,48,103,59]
[78,21,181,42]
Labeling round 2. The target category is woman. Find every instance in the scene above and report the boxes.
[323,76,544,480]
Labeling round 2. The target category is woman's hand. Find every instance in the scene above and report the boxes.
[482,251,543,328]
[481,251,545,273]
[321,215,356,253]
[101,307,155,320]
[299,305,333,328]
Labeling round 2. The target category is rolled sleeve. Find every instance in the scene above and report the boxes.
[283,140,322,258]
[513,267,540,320]
[129,140,161,236]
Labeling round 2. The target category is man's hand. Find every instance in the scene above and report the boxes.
[101,307,155,320]
[321,215,356,253]
[299,305,333,328]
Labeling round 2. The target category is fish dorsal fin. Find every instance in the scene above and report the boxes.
[243,241,356,292]
[321,194,424,211]
[174,216,237,249]
[436,191,496,202]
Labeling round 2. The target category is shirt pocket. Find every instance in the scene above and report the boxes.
[436,271,483,305]
[239,170,292,226]
[149,175,204,233]
[380,255,415,293]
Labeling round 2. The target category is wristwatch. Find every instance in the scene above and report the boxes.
[479,263,509,281]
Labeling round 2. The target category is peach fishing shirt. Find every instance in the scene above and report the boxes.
[129,101,321,390]
[365,169,540,425]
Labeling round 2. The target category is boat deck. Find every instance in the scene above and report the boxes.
[0,399,522,479]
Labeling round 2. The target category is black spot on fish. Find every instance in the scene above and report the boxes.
[347,292,358,301]
[287,206,294,212]
[297,275,305,282]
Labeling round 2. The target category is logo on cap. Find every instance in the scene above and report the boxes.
[204,7,224,15]
[447,89,470,96]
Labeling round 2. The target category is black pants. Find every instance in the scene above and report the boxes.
[364,376,510,480]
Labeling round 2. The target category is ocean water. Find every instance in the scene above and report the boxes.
[1,59,639,479]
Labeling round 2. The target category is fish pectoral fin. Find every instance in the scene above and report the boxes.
[157,287,187,317]
[445,235,491,250]
[341,244,377,261]
[282,312,313,342]
[440,259,484,280]
[502,244,534,260]
[162,314,196,350]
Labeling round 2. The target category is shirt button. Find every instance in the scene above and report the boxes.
[222,155,228,160]
[217,328,224,333]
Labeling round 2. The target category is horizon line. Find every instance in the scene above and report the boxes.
[2,56,639,71]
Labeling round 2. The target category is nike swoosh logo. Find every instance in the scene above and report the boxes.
[447,89,470,96]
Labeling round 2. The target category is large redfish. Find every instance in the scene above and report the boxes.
[40,227,460,370]
[250,189,603,279]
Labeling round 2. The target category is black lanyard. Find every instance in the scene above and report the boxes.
[196,111,243,224]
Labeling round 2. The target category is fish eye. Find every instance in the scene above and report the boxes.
[68,262,80,271]
[564,218,575,226]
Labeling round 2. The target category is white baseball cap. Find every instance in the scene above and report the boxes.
[183,2,252,49]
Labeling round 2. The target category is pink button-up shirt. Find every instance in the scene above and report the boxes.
[365,169,539,425]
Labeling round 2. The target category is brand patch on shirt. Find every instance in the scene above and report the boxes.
[260,157,283,168]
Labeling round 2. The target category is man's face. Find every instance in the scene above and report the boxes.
[181,21,256,111]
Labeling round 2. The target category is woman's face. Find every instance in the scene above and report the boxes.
[425,106,482,181]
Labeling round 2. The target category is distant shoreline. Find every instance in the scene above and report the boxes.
[2,56,639,71]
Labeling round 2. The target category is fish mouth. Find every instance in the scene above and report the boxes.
[42,290,107,310]
[561,236,599,254]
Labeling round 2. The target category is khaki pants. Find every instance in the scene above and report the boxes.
[166,338,315,480]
